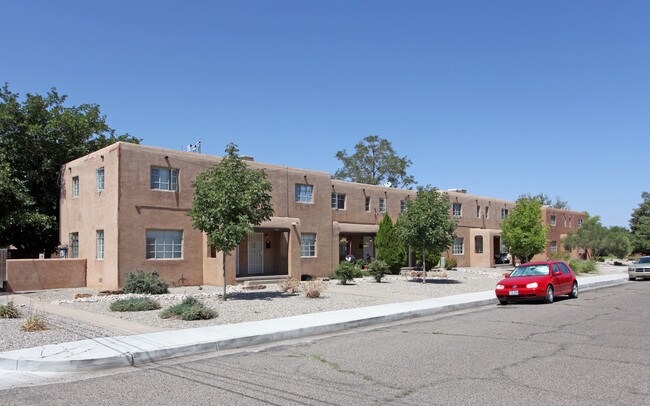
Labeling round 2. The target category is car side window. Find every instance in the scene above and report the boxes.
[553,264,561,274]
[559,263,570,275]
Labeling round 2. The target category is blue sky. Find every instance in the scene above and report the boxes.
[2,0,648,227]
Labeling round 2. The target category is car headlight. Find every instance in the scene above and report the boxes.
[526,282,538,289]
[628,267,633,272]
[496,284,505,290]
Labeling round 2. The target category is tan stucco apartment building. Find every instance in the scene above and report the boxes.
[59,142,587,290]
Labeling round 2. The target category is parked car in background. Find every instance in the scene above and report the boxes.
[495,261,578,305]
[494,253,511,264]
[628,256,650,280]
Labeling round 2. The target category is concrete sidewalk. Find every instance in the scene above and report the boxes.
[0,273,627,374]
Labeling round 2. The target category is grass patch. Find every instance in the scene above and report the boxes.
[568,258,597,274]
[0,301,20,319]
[160,297,217,321]
[110,297,161,312]
[21,314,47,332]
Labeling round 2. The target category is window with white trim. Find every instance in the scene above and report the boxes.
[475,236,483,254]
[96,167,105,192]
[96,230,104,260]
[485,206,489,219]
[331,192,346,209]
[150,167,178,191]
[295,184,313,203]
[476,205,481,218]
[146,230,183,259]
[453,238,464,255]
[501,208,509,219]
[400,200,407,213]
[550,240,557,253]
[578,219,583,227]
[551,215,556,226]
[72,176,79,198]
[365,196,371,212]
[379,197,386,213]
[70,232,79,258]
[453,203,462,217]
[300,233,316,257]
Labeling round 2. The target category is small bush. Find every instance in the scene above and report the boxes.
[21,314,47,332]
[124,270,169,295]
[334,262,358,285]
[278,278,301,294]
[568,259,597,274]
[549,251,571,261]
[110,297,161,312]
[368,260,390,282]
[445,257,458,270]
[302,279,327,298]
[160,297,217,320]
[0,301,20,319]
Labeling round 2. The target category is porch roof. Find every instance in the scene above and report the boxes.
[256,216,300,230]
[336,222,379,235]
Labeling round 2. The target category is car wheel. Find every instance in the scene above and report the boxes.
[498,298,508,305]
[544,285,554,304]
[569,282,578,299]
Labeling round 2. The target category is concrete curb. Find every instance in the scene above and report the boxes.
[0,273,628,373]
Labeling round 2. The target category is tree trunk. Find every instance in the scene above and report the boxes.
[222,253,227,301]
[422,252,426,284]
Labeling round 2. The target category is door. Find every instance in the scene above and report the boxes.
[248,233,264,275]
[363,236,374,263]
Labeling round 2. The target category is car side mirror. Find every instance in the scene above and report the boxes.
[503,272,510,278]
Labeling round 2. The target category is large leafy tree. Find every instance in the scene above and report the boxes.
[396,187,456,282]
[188,143,274,300]
[375,214,406,274]
[563,215,608,259]
[334,135,415,189]
[604,226,632,259]
[0,84,139,257]
[520,193,570,210]
[630,192,650,254]
[501,197,548,263]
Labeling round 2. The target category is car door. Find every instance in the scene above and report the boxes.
[559,262,574,293]
[551,263,567,293]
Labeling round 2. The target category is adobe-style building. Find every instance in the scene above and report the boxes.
[58,142,586,290]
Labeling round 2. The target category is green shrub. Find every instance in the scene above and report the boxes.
[124,270,169,295]
[414,250,441,271]
[444,257,458,270]
[549,251,571,261]
[568,258,597,274]
[160,297,217,320]
[0,301,20,319]
[352,266,364,279]
[334,262,358,285]
[368,260,390,282]
[110,297,161,312]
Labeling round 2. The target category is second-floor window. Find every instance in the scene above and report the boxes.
[551,215,556,226]
[379,197,386,213]
[365,196,371,212]
[96,167,105,192]
[400,200,407,213]
[476,205,481,218]
[151,167,178,191]
[485,206,489,219]
[453,202,462,217]
[501,208,509,219]
[72,176,79,198]
[578,219,583,227]
[295,184,313,203]
[331,192,346,209]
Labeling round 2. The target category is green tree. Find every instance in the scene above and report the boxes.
[630,192,650,254]
[0,84,140,257]
[375,214,406,274]
[188,143,274,300]
[501,197,548,263]
[396,187,456,283]
[334,135,415,189]
[563,215,608,259]
[604,226,632,259]
[520,193,569,210]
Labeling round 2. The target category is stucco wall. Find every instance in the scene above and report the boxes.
[6,259,86,292]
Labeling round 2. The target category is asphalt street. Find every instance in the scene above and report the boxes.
[2,281,649,405]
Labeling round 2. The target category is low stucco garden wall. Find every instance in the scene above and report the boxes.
[6,259,86,292]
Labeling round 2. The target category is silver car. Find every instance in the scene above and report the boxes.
[628,256,650,280]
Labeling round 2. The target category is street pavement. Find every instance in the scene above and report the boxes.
[1,280,648,405]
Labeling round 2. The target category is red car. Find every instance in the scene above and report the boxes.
[495,261,578,305]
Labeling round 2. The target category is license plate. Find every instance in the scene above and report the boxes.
[509,290,519,296]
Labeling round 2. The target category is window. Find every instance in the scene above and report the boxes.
[550,240,557,253]
[146,230,183,259]
[70,232,79,258]
[150,167,178,191]
[559,262,571,275]
[379,197,386,213]
[551,215,556,226]
[568,218,572,227]
[453,203,462,217]
[453,238,464,255]
[96,230,104,260]
[96,167,105,192]
[400,200,407,213]
[485,207,489,219]
[476,205,481,218]
[578,219,583,227]
[475,236,483,254]
[331,192,346,209]
[295,184,313,203]
[300,233,316,257]
[501,208,509,219]
[365,196,371,212]
[72,176,79,198]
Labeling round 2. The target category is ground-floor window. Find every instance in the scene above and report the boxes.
[550,240,557,253]
[300,233,316,257]
[453,237,464,255]
[474,236,483,254]
[70,232,79,258]
[146,230,183,259]
[96,230,104,260]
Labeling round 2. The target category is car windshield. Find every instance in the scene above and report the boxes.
[510,264,550,277]
[637,257,650,264]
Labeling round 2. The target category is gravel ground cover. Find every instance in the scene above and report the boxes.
[0,263,629,353]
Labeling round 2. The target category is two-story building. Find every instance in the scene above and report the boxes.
[59,142,586,290]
